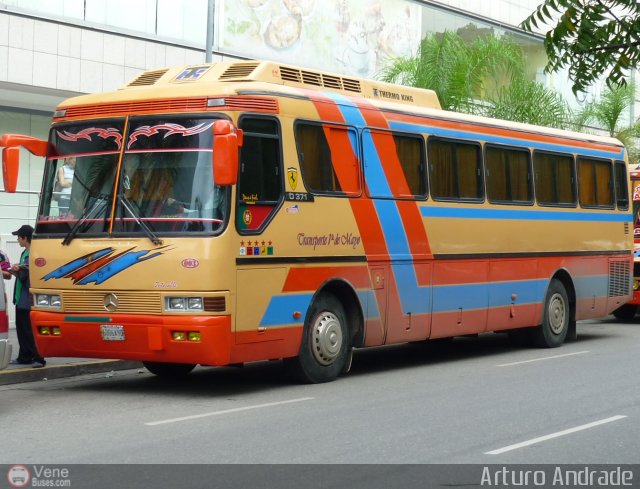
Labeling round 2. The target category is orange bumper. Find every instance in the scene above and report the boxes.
[31,311,232,366]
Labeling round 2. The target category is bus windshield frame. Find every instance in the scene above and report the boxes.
[36,115,229,239]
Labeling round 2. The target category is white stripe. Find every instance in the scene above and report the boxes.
[145,397,314,426]
[485,415,627,455]
[496,350,589,367]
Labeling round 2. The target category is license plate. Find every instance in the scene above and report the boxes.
[100,325,125,341]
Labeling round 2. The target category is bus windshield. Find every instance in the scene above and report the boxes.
[37,117,227,237]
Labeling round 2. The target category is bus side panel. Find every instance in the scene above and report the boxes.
[235,267,300,342]
[487,258,540,331]
[384,262,431,344]
[430,260,488,338]
[537,255,610,320]
[364,266,387,346]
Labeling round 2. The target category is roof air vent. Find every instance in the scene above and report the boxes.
[220,63,260,80]
[127,69,169,87]
[279,66,302,83]
[277,65,362,94]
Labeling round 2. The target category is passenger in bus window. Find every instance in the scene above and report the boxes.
[127,167,183,217]
[56,156,76,213]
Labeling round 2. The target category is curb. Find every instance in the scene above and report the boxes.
[0,360,143,386]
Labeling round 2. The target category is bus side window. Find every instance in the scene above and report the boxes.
[295,122,360,196]
[614,160,629,210]
[577,157,614,209]
[236,116,283,232]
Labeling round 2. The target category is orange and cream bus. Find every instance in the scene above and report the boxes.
[0,60,633,382]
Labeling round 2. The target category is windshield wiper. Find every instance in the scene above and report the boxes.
[62,194,109,246]
[119,195,163,246]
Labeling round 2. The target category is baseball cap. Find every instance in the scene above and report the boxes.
[11,224,34,239]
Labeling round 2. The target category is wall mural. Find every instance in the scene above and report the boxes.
[218,0,421,78]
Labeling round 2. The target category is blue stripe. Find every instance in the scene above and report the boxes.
[327,93,431,314]
[358,290,379,320]
[259,276,610,327]
[77,249,164,285]
[259,294,312,327]
[487,280,548,308]
[43,248,114,280]
[259,291,379,327]
[573,275,609,297]
[421,206,631,222]
[389,121,625,160]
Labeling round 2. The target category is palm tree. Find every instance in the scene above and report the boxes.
[574,84,640,161]
[379,31,524,113]
[380,31,524,112]
[378,31,573,129]
[486,76,573,129]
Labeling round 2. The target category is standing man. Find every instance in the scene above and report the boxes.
[9,224,46,368]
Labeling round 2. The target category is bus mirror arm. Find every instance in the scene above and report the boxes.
[212,120,242,186]
[0,134,49,193]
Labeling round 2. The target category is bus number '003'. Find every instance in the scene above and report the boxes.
[286,192,314,202]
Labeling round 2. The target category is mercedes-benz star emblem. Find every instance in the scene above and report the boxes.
[103,293,119,312]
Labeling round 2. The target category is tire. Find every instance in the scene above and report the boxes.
[531,278,569,348]
[143,361,196,377]
[612,304,637,321]
[286,293,350,383]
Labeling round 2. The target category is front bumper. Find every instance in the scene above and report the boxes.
[31,311,232,366]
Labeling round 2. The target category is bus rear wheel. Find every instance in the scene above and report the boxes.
[612,304,637,321]
[285,293,350,383]
[531,278,569,348]
[143,361,196,377]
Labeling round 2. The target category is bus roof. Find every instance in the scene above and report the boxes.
[58,60,441,111]
[56,60,624,151]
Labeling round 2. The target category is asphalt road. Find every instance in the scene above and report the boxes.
[1,317,639,485]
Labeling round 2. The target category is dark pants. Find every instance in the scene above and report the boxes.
[15,308,44,363]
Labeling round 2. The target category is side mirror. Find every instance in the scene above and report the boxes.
[0,134,48,194]
[2,147,20,193]
[212,120,242,186]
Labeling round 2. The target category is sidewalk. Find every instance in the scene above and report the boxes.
[0,327,142,386]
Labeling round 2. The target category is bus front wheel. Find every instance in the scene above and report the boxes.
[285,293,350,383]
[143,361,196,377]
[532,278,569,348]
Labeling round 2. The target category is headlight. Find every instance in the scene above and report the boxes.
[35,294,62,309]
[165,297,204,312]
[168,297,186,310]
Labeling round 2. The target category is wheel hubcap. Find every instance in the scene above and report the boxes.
[548,293,566,335]
[311,312,343,365]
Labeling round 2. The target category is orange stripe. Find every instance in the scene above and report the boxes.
[300,90,390,259]
[388,112,621,154]
[282,266,371,292]
[356,98,433,259]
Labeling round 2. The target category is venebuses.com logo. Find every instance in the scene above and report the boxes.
[6,465,71,487]
[7,465,30,488]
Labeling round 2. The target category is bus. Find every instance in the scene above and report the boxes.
[614,164,640,320]
[0,60,633,383]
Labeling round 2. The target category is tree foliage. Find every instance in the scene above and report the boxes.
[379,31,572,129]
[521,0,640,94]
[379,32,524,113]
[574,84,640,161]
[486,77,572,129]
